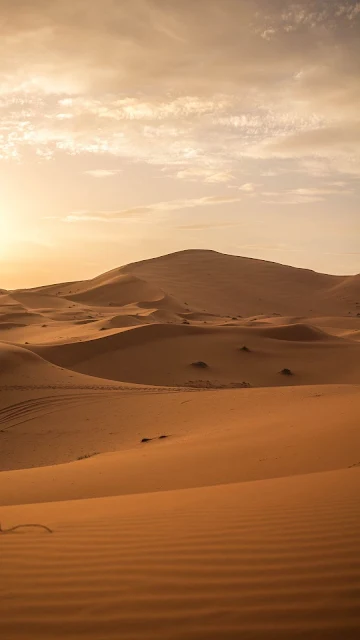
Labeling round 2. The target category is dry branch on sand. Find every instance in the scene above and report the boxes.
[0,523,53,534]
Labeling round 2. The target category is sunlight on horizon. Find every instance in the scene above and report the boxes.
[0,213,16,259]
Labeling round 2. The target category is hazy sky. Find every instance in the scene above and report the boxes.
[1,0,360,288]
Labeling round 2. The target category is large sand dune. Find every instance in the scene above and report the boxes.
[1,250,360,639]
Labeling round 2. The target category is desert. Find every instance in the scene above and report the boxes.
[2,249,360,639]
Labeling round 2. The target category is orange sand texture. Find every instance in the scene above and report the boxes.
[1,250,360,639]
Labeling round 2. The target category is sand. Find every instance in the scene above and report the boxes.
[1,249,360,639]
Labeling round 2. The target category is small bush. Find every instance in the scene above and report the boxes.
[280,368,293,376]
[191,361,209,368]
[239,345,250,352]
[77,452,99,460]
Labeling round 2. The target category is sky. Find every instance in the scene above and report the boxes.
[1,0,360,289]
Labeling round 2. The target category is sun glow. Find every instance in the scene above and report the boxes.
[0,213,16,259]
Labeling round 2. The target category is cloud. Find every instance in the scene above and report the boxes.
[174,168,235,183]
[205,172,235,183]
[238,183,261,192]
[84,169,123,178]
[261,28,276,41]
[2,1,357,97]
[327,181,348,187]
[260,181,354,204]
[177,221,240,231]
[0,0,359,181]
[238,243,303,254]
[260,183,353,204]
[261,194,325,205]
[245,122,360,176]
[289,187,353,196]
[63,194,241,221]
[266,124,360,155]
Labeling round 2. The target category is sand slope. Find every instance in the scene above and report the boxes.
[2,469,360,640]
[1,384,360,504]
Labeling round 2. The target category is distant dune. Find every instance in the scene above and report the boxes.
[12,249,360,315]
[2,250,360,640]
[1,250,359,387]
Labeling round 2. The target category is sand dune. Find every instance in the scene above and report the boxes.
[2,250,359,350]
[124,250,360,316]
[2,250,360,639]
[0,341,137,389]
[252,322,333,341]
[9,249,360,317]
[28,322,360,387]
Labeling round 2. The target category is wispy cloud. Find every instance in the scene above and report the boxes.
[84,169,123,178]
[262,195,325,205]
[238,183,262,193]
[177,221,240,231]
[174,168,235,183]
[261,184,353,204]
[290,187,353,196]
[63,195,241,222]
